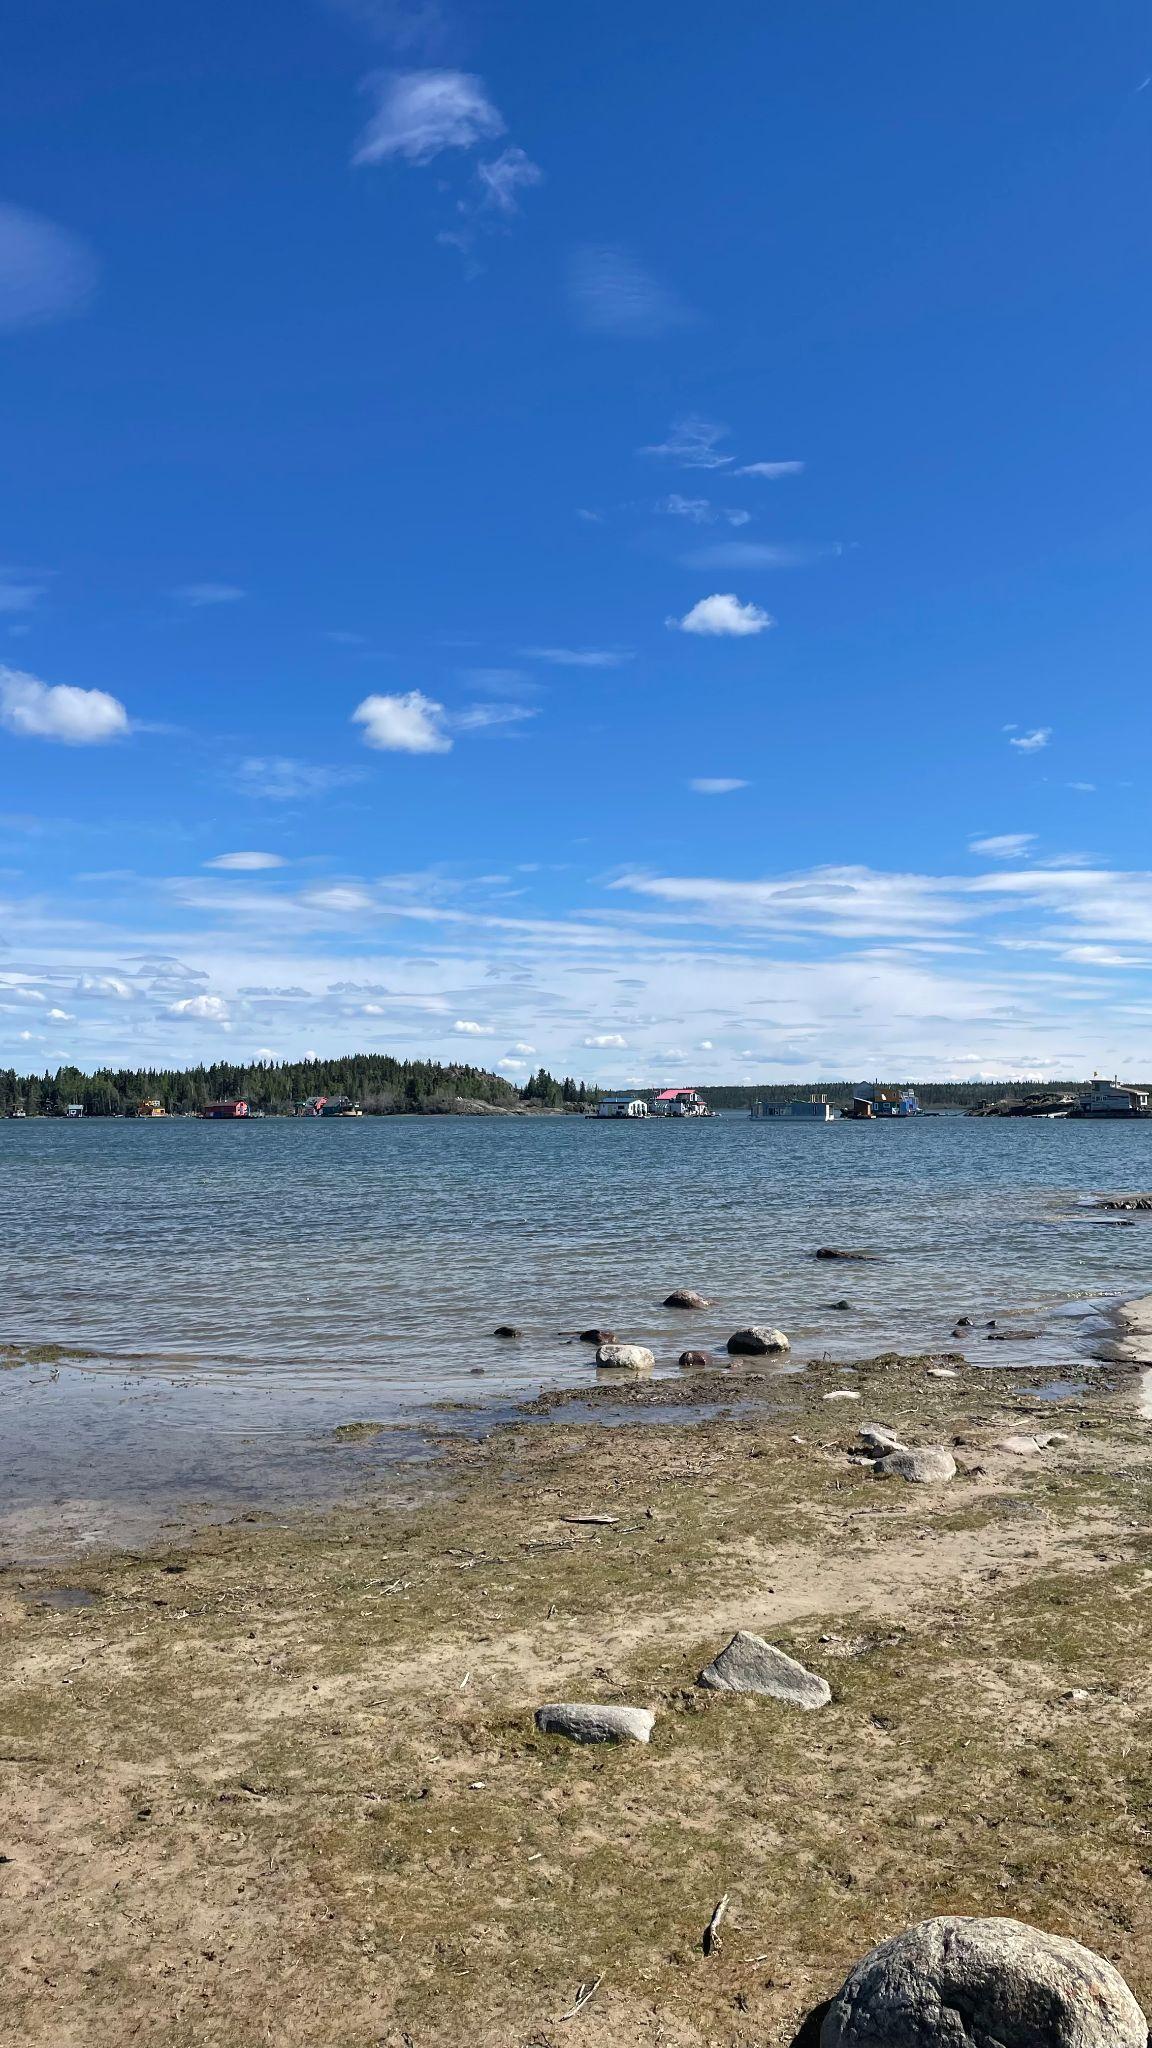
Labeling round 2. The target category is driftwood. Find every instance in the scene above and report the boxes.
[703,1893,730,1955]
[558,1976,602,2021]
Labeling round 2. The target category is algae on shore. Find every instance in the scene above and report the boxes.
[3,1353,1151,2047]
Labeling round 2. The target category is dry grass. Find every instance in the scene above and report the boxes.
[3,1352,1152,2046]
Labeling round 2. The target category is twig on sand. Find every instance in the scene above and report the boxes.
[459,1671,472,1690]
[703,1892,730,1955]
[560,1514,618,1526]
[558,1976,602,2021]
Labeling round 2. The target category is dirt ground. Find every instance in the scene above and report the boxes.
[4,1347,1152,2046]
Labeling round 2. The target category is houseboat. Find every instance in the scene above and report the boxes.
[137,1099,166,1118]
[751,1096,836,1122]
[199,1100,250,1120]
[1069,1078,1151,1120]
[847,1083,922,1120]
[651,1087,710,1118]
[594,1095,649,1119]
[65,1102,85,1119]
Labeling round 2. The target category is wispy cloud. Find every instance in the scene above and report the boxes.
[352,689,452,753]
[0,665,129,745]
[325,0,453,56]
[969,833,1036,860]
[229,757,362,801]
[567,246,691,338]
[0,202,98,332]
[204,852,287,872]
[734,460,805,478]
[683,540,837,570]
[451,701,538,733]
[668,593,774,637]
[1009,728,1051,753]
[523,646,631,668]
[657,496,753,528]
[353,69,504,165]
[174,582,246,608]
[642,416,732,469]
[0,566,51,616]
[475,146,543,215]
[690,778,748,795]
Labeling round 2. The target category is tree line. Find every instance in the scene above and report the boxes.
[0,1056,597,1118]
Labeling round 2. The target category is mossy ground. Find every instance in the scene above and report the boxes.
[3,1350,1151,2046]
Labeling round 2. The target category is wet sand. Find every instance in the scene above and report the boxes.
[3,1313,1152,2046]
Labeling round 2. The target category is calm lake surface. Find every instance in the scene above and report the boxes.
[1,1112,1149,1549]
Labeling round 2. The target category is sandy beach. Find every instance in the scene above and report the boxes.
[4,1313,1152,2047]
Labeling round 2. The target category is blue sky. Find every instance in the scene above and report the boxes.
[2,0,1151,1083]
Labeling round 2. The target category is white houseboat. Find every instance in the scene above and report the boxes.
[651,1087,710,1118]
[1070,1077,1151,1120]
[595,1095,649,1119]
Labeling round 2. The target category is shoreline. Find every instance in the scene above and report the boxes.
[4,1310,1152,2042]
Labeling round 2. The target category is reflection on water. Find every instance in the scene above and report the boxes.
[1,1113,1148,1545]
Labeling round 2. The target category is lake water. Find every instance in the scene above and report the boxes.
[1,1112,1149,1551]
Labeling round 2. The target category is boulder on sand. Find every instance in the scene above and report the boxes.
[1000,1431,1067,1455]
[699,1631,831,1709]
[818,1915,1147,2048]
[595,1342,655,1370]
[535,1702,654,1745]
[727,1327,790,1356]
[875,1445,956,1484]
[664,1288,710,1309]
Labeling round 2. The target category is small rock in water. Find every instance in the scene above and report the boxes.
[727,1327,790,1356]
[824,1389,861,1402]
[493,1324,522,1339]
[859,1425,905,1455]
[678,1349,711,1369]
[663,1288,710,1309]
[875,1445,957,1484]
[814,1247,879,1261]
[578,1327,615,1344]
[595,1342,655,1371]
[535,1702,654,1745]
[699,1631,831,1709]
[827,1299,852,1311]
[955,1315,973,1327]
[818,1914,1147,2048]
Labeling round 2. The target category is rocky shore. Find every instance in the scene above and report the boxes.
[3,1318,1152,2046]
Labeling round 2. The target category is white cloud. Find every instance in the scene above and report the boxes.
[509,1040,536,1053]
[734,461,805,478]
[0,202,98,331]
[583,1032,627,1048]
[476,146,543,214]
[690,778,748,795]
[352,689,451,753]
[1009,728,1051,752]
[1068,782,1096,793]
[453,1018,485,1034]
[659,494,715,524]
[253,1046,278,1059]
[698,1039,713,1050]
[165,993,230,1024]
[450,701,538,732]
[299,886,376,913]
[642,416,732,469]
[174,582,245,608]
[497,1056,525,1070]
[204,851,286,871]
[668,593,774,638]
[353,69,505,165]
[0,566,50,615]
[0,666,129,744]
[48,1007,73,1021]
[523,646,630,668]
[969,833,1036,860]
[567,246,690,338]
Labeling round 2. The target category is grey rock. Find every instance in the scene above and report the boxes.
[698,1630,831,1709]
[875,1445,957,1484]
[1000,1431,1066,1455]
[819,1914,1146,2048]
[664,1288,710,1309]
[578,1327,615,1344]
[727,1326,790,1356]
[595,1342,655,1370]
[534,1702,654,1745]
[859,1425,906,1456]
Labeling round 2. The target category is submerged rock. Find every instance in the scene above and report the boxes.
[678,1349,711,1369]
[578,1327,615,1344]
[875,1445,957,1484]
[699,1630,831,1709]
[595,1342,655,1370]
[727,1327,790,1356]
[814,1247,879,1261]
[493,1324,522,1339]
[818,1915,1147,2048]
[535,1702,654,1745]
[664,1288,710,1309]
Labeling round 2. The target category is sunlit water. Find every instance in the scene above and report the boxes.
[1,1113,1148,1546]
